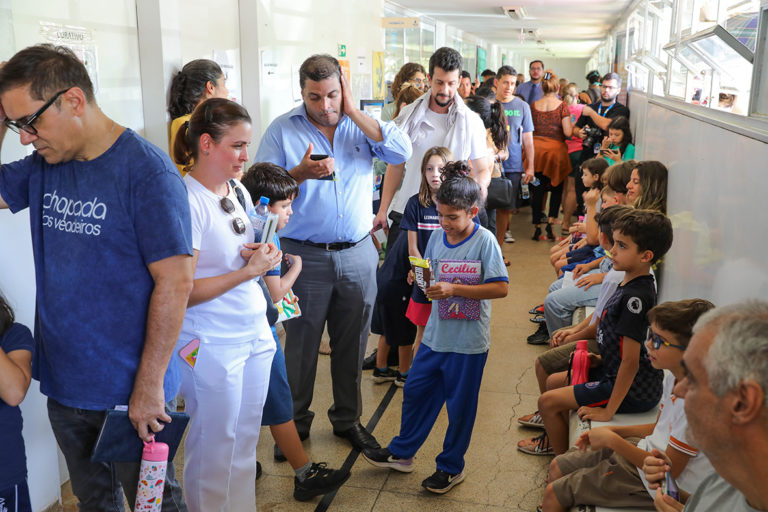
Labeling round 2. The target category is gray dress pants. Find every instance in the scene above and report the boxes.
[280,237,378,435]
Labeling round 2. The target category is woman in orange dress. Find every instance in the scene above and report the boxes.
[529,70,572,241]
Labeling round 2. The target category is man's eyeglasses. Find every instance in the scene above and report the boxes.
[220,197,247,235]
[4,88,71,136]
[647,328,686,351]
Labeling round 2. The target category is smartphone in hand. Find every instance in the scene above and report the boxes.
[310,154,336,181]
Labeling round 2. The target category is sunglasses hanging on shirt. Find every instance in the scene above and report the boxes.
[220,197,247,235]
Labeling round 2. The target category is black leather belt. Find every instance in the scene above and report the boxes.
[285,234,370,252]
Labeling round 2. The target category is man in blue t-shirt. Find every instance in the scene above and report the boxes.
[494,65,534,245]
[0,45,192,511]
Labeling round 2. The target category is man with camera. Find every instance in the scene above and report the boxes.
[573,72,629,209]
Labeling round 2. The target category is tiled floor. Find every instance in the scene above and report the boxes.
[62,211,558,511]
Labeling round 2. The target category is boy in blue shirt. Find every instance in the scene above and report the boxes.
[240,163,349,501]
[362,162,508,494]
[518,209,673,456]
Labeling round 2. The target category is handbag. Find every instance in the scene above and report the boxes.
[486,176,515,210]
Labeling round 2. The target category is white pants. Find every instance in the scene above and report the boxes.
[179,334,275,512]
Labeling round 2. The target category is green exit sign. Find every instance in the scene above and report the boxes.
[338,44,347,57]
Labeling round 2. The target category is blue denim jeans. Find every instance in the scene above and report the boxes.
[47,398,186,512]
[544,270,602,336]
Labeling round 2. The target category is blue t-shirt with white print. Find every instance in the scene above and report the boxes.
[0,129,192,410]
[0,323,35,488]
[421,224,508,354]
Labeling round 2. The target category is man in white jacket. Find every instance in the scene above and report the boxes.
[373,46,489,245]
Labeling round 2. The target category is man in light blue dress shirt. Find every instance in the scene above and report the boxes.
[255,54,411,452]
[516,60,544,105]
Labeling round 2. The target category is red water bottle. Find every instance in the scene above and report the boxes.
[135,438,168,511]
[570,339,591,385]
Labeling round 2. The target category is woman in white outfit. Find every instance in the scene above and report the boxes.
[172,97,282,511]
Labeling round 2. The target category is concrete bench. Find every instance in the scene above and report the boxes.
[571,306,596,326]
[566,382,663,512]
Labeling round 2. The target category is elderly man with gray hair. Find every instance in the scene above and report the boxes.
[644,300,768,512]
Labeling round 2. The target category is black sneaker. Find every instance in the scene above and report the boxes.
[372,367,398,383]
[526,323,550,345]
[362,349,399,370]
[293,462,351,501]
[421,469,465,494]
[274,443,286,462]
[394,372,407,388]
[361,447,414,472]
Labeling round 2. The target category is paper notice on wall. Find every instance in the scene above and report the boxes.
[353,74,372,103]
[261,50,279,85]
[356,48,368,73]
[291,65,302,103]
[40,22,99,95]
[213,49,241,104]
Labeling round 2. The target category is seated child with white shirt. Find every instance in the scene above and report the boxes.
[539,299,716,512]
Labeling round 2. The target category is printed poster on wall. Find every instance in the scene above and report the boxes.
[40,22,99,95]
[338,59,351,82]
[372,51,386,100]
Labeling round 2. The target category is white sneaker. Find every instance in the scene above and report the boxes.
[504,233,515,243]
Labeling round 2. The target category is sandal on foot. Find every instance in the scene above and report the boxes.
[517,411,545,429]
[503,257,511,267]
[517,433,553,455]
[528,304,544,315]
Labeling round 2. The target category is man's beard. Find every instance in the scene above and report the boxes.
[434,94,453,107]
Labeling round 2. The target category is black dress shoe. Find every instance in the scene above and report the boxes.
[362,350,378,370]
[333,423,381,451]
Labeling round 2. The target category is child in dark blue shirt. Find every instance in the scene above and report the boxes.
[0,294,34,512]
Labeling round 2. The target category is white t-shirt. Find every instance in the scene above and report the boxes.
[636,371,714,496]
[182,175,271,342]
[390,108,486,215]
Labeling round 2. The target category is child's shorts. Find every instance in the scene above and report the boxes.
[552,442,653,509]
[574,379,659,414]
[0,479,32,512]
[405,298,431,327]
[261,328,294,426]
[371,279,416,347]
[566,245,597,265]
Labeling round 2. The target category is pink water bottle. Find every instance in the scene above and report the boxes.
[573,215,586,240]
[570,339,591,385]
[135,439,168,511]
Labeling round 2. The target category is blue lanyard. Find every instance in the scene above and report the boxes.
[597,102,615,117]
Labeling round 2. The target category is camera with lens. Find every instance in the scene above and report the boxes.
[582,125,603,149]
